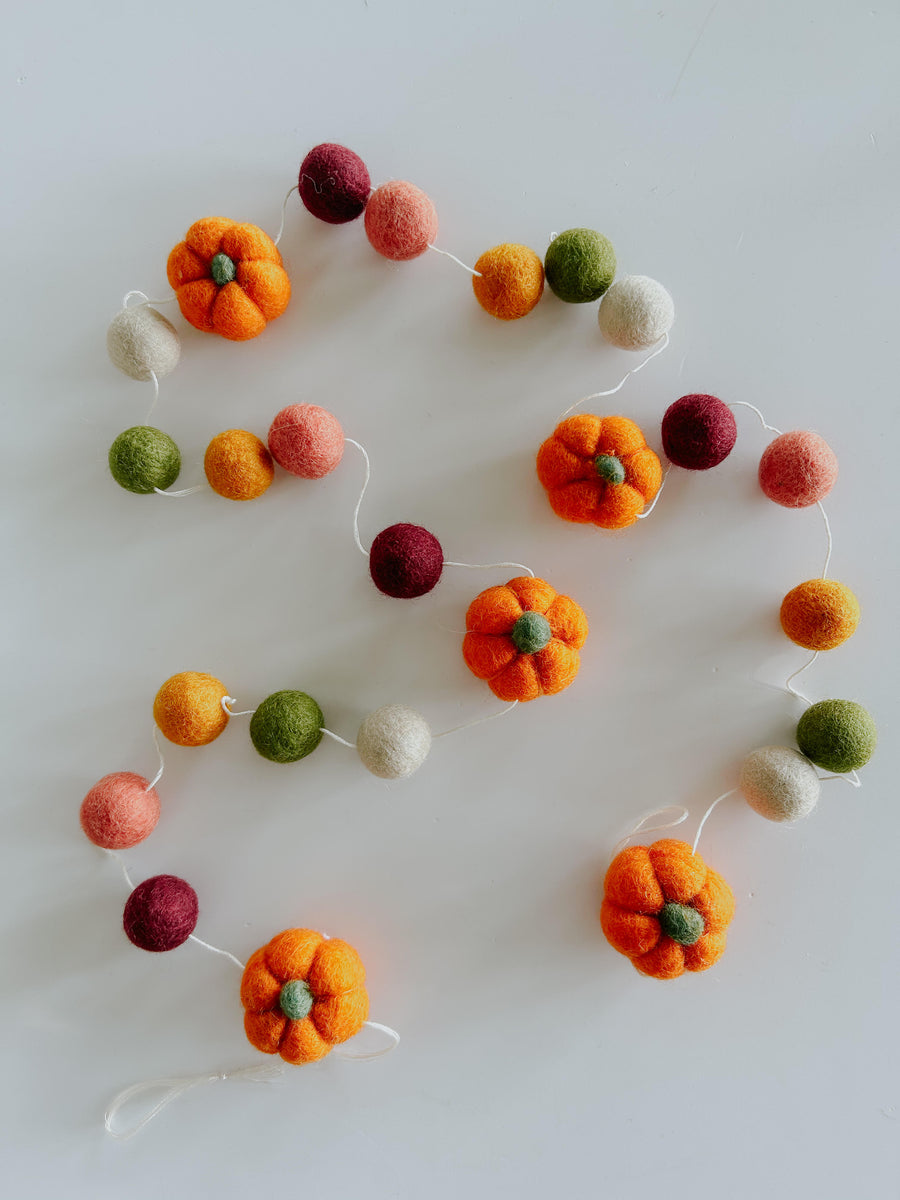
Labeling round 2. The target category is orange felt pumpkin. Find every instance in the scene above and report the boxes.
[536,414,662,529]
[241,928,369,1064]
[462,575,588,702]
[166,217,291,341]
[600,839,735,980]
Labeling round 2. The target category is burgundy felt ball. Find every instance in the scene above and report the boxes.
[369,523,443,598]
[123,874,198,952]
[661,394,737,470]
[299,143,371,225]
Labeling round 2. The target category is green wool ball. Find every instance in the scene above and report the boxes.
[108,426,181,494]
[658,902,705,946]
[796,699,877,773]
[544,228,616,304]
[249,690,324,764]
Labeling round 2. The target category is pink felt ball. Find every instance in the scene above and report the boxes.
[267,405,345,479]
[759,431,838,508]
[80,772,161,850]
[364,181,438,261]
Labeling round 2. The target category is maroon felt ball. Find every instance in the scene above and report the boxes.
[661,394,737,470]
[299,143,371,225]
[123,874,198,952]
[369,523,444,598]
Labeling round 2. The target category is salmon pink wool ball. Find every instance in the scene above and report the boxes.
[364,181,438,261]
[758,431,838,508]
[267,405,345,479]
[80,772,160,849]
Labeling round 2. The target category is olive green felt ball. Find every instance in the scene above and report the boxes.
[249,690,324,763]
[544,228,616,304]
[796,699,877,773]
[108,426,181,494]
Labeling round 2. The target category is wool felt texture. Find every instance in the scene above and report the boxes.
[739,745,821,822]
[780,579,860,650]
[166,218,290,341]
[661,394,737,471]
[597,275,674,350]
[204,429,274,501]
[107,305,181,381]
[356,704,432,779]
[369,523,444,598]
[267,404,345,479]
[80,771,160,850]
[364,181,438,261]
[299,143,371,224]
[241,929,369,1065]
[536,415,662,528]
[544,228,616,304]
[601,839,735,979]
[796,699,877,773]
[153,672,230,747]
[463,576,588,701]
[471,244,544,320]
[108,426,181,494]
[123,874,198,952]
[758,430,839,508]
[249,691,324,763]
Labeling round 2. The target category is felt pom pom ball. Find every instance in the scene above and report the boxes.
[80,772,160,850]
[796,699,877,773]
[364,181,438,261]
[369,523,443,598]
[153,672,230,746]
[107,305,181,381]
[108,426,181,494]
[299,143,371,224]
[356,705,432,779]
[249,690,324,763]
[472,244,544,320]
[268,404,344,479]
[780,579,859,650]
[123,874,198,952]
[739,746,820,822]
[544,228,616,304]
[204,429,274,500]
[758,431,838,508]
[661,394,737,471]
[597,275,674,350]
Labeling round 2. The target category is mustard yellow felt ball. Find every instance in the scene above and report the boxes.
[780,579,860,651]
[204,429,274,500]
[153,672,230,746]
[472,244,544,320]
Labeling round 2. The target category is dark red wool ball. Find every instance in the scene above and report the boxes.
[661,394,737,470]
[123,874,198,952]
[299,143,371,225]
[369,523,444,599]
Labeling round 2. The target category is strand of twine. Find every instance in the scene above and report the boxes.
[635,465,671,520]
[558,333,669,421]
[154,483,206,497]
[144,371,160,424]
[346,438,371,557]
[272,185,299,248]
[122,290,175,309]
[444,560,535,578]
[427,244,481,276]
[222,697,256,717]
[146,726,165,792]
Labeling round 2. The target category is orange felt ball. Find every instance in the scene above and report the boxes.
[364,181,438,261]
[80,772,160,849]
[472,244,544,320]
[204,429,274,500]
[153,672,230,746]
[780,579,860,650]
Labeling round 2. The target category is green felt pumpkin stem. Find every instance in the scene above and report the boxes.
[210,252,236,286]
[658,902,705,946]
[511,611,552,654]
[594,454,625,486]
[279,979,314,1021]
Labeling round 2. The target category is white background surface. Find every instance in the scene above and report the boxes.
[3,2,898,1196]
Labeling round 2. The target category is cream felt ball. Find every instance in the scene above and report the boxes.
[356,705,432,779]
[597,275,674,350]
[739,746,821,822]
[107,305,181,381]
[758,431,838,508]
[267,405,345,479]
[364,181,438,261]
[80,772,160,849]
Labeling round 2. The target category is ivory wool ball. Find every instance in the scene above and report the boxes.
[739,746,821,822]
[249,690,324,763]
[597,275,674,349]
[153,672,230,746]
[80,772,160,850]
[107,305,181,381]
[204,429,274,500]
[108,426,181,494]
[780,579,860,650]
[544,228,616,304]
[123,874,198,952]
[759,431,838,508]
[796,699,877,773]
[268,404,344,479]
[356,704,432,779]
[364,181,438,261]
[299,143,371,224]
[472,244,544,320]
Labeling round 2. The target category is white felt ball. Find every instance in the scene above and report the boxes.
[356,704,432,780]
[107,306,181,381]
[597,274,674,350]
[739,746,821,822]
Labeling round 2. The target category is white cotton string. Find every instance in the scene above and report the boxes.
[818,502,833,578]
[692,789,739,854]
[122,290,176,309]
[187,935,245,970]
[153,483,207,497]
[104,1062,284,1140]
[433,700,519,740]
[444,560,535,579]
[319,727,356,748]
[610,804,689,860]
[107,849,136,892]
[558,333,670,421]
[427,244,481,276]
[272,184,299,247]
[785,651,819,702]
[635,465,671,519]
[146,726,165,792]
[144,370,160,424]
[222,697,255,718]
[819,769,862,789]
[728,401,782,436]
[333,1021,401,1061]
[345,439,371,557]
